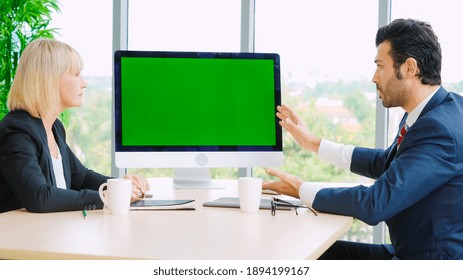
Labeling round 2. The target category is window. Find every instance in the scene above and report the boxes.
[127,0,241,178]
[128,0,240,52]
[389,0,463,143]
[50,0,113,175]
[49,1,463,245]
[48,0,391,242]
[255,0,379,242]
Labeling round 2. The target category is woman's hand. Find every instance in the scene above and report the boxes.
[123,174,150,203]
[262,168,304,198]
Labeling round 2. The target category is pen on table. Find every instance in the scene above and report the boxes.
[82,209,87,220]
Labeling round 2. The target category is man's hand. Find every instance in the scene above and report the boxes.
[262,168,303,198]
[277,104,322,153]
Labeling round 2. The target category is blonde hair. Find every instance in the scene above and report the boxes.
[7,38,83,118]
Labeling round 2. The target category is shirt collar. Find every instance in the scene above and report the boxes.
[406,86,440,127]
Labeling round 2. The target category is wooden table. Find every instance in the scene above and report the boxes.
[0,178,353,260]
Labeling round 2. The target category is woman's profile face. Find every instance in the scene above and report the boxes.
[58,53,87,110]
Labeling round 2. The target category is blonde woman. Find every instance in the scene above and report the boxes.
[0,39,149,213]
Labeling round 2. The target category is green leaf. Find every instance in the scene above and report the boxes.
[0,0,61,121]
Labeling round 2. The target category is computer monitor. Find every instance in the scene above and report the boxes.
[114,50,283,188]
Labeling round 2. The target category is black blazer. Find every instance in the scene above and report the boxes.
[0,110,109,213]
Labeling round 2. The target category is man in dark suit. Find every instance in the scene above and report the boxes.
[263,18,463,259]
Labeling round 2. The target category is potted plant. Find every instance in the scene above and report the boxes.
[0,0,61,121]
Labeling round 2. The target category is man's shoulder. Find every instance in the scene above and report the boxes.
[427,90,463,119]
[418,92,463,144]
[447,91,463,102]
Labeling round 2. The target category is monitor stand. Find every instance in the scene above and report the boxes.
[173,168,225,189]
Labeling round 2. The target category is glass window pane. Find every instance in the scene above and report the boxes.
[50,0,113,175]
[255,0,378,242]
[392,0,463,84]
[128,0,240,52]
[127,0,241,178]
[389,1,463,144]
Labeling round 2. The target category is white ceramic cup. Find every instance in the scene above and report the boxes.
[238,177,263,213]
[98,178,132,215]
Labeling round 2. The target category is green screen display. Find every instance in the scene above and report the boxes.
[119,55,278,147]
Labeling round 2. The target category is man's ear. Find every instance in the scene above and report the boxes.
[403,57,419,78]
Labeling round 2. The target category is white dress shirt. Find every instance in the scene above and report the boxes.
[299,87,439,208]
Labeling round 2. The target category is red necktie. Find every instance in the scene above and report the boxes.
[398,124,409,146]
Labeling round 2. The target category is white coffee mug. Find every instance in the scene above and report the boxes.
[238,177,263,213]
[98,178,132,215]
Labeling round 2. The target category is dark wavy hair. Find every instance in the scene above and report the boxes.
[375,18,442,85]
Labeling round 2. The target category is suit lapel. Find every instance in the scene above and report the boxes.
[52,122,71,189]
[418,86,448,119]
[383,114,407,172]
[35,118,58,187]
